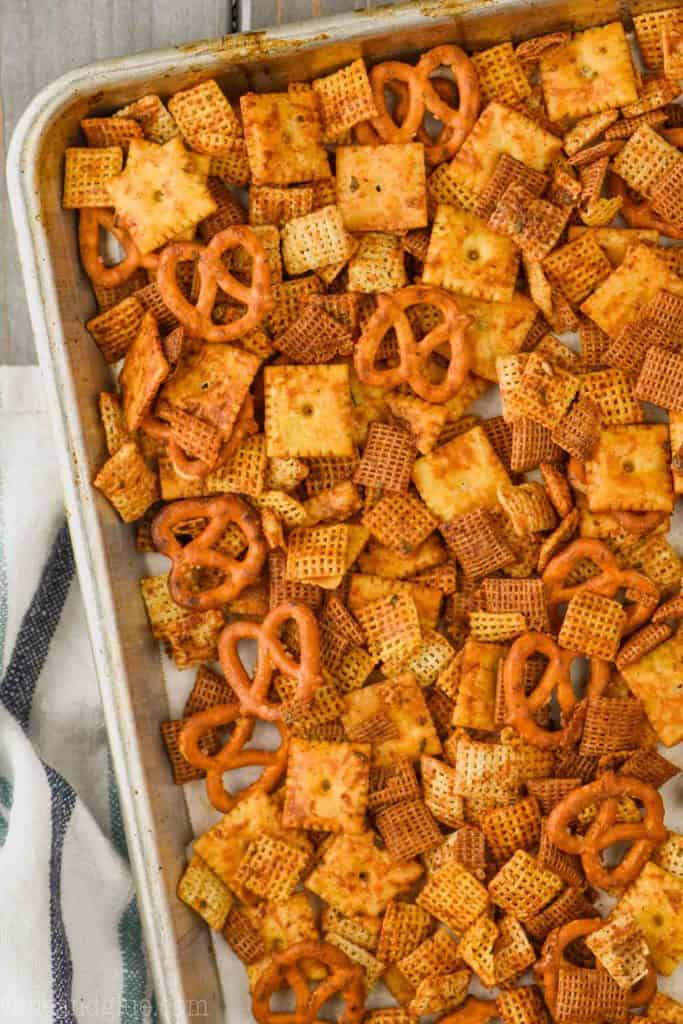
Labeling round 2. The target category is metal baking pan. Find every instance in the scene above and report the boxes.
[7,1,683,1020]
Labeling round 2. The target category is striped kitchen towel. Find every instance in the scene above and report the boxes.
[0,367,155,1023]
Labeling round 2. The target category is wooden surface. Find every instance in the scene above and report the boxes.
[1,0,369,365]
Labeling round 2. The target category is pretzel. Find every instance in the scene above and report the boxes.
[416,45,481,164]
[369,62,426,143]
[503,631,609,749]
[440,998,497,1024]
[151,495,267,610]
[141,414,215,479]
[546,771,667,889]
[180,705,288,812]
[608,171,683,240]
[542,538,659,635]
[354,285,472,403]
[78,208,159,287]
[218,602,323,721]
[252,940,365,1024]
[157,226,272,342]
[613,510,669,534]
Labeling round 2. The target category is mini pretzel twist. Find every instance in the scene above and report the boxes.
[608,171,683,240]
[369,62,428,143]
[218,602,323,721]
[354,284,472,403]
[157,226,272,342]
[151,495,266,610]
[542,538,659,635]
[79,208,159,287]
[252,941,366,1024]
[416,45,481,164]
[546,771,667,890]
[503,631,609,749]
[180,705,288,813]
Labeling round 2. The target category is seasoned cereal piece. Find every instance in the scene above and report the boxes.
[336,144,427,232]
[410,970,471,1016]
[647,993,683,1024]
[347,233,407,293]
[448,102,563,197]
[265,364,353,458]
[107,137,215,253]
[115,93,178,144]
[93,442,158,523]
[240,91,330,185]
[167,79,241,156]
[586,424,673,514]
[313,59,377,139]
[347,574,442,632]
[375,798,443,860]
[417,860,490,933]
[342,673,441,767]
[488,850,563,919]
[306,831,422,917]
[234,835,309,904]
[539,23,637,122]
[282,738,370,834]
[423,203,519,303]
[362,493,437,555]
[355,592,422,668]
[558,591,626,661]
[413,425,511,521]
[543,235,612,305]
[453,639,506,732]
[611,124,681,199]
[63,146,124,208]
[177,855,233,930]
[164,610,224,669]
[616,861,683,975]
[281,205,354,275]
[119,312,169,431]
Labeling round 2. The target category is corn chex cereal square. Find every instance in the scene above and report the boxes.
[177,855,233,930]
[423,203,519,303]
[342,673,441,767]
[240,91,330,185]
[558,591,626,661]
[306,831,423,917]
[264,363,353,458]
[281,205,354,275]
[362,493,437,555]
[354,592,422,667]
[336,144,427,232]
[448,102,563,197]
[167,79,241,156]
[488,850,563,919]
[586,424,673,514]
[397,929,462,989]
[413,425,511,521]
[417,860,490,933]
[539,23,638,123]
[234,835,309,904]
[107,137,215,253]
[282,738,370,833]
[93,442,158,523]
[63,146,124,207]
[312,59,377,139]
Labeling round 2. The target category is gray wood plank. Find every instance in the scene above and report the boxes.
[0,0,230,365]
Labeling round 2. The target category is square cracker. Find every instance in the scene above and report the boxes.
[347,574,442,632]
[264,364,353,458]
[283,738,370,834]
[448,102,563,196]
[413,424,511,520]
[581,244,683,340]
[423,204,519,304]
[160,342,259,437]
[194,790,312,896]
[540,23,638,123]
[306,831,423,917]
[459,293,537,382]
[240,91,330,186]
[616,862,683,975]
[586,424,673,514]
[342,673,441,767]
[621,629,683,746]
[107,136,215,254]
[336,143,427,232]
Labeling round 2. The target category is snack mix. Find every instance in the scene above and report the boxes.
[66,16,683,1023]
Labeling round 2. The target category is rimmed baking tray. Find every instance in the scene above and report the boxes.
[7,1,683,1020]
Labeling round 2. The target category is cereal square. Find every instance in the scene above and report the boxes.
[264,364,353,457]
[336,144,427,232]
[540,23,638,122]
[283,738,370,833]
[240,91,331,185]
[586,425,673,514]
[423,204,519,303]
[413,425,511,520]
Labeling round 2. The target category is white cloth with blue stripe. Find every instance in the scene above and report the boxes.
[0,367,155,1023]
